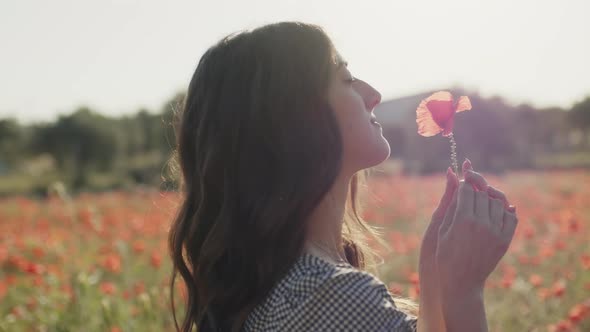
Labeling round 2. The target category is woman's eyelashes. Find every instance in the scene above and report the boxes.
[344,76,357,84]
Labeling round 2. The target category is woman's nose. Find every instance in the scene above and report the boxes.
[366,86,382,111]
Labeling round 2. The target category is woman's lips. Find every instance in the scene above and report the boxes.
[370,118,382,127]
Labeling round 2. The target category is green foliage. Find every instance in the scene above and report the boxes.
[0,118,27,169]
[0,92,186,194]
[568,96,590,130]
[29,108,120,188]
[0,89,589,194]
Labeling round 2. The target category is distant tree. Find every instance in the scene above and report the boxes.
[569,96,590,129]
[136,109,156,152]
[568,96,590,147]
[0,118,24,168]
[158,92,186,153]
[452,93,517,171]
[118,114,144,156]
[30,107,119,188]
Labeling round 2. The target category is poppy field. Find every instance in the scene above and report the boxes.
[1,169,589,331]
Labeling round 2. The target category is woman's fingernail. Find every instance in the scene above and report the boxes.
[508,205,516,213]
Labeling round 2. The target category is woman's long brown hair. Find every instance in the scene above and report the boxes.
[167,21,417,332]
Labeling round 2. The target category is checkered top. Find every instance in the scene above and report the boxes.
[243,252,418,331]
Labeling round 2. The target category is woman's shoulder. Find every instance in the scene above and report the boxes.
[286,252,390,302]
[281,251,364,296]
[243,252,418,332]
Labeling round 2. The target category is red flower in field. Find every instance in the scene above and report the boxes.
[554,239,566,251]
[540,245,555,259]
[31,246,45,259]
[416,91,472,137]
[61,284,74,300]
[102,254,121,274]
[388,282,403,296]
[568,304,585,324]
[33,276,43,287]
[581,254,590,270]
[25,262,45,276]
[133,281,145,295]
[537,287,550,300]
[406,272,419,286]
[0,245,7,263]
[132,240,145,254]
[568,218,580,233]
[501,277,513,289]
[11,306,25,319]
[150,251,162,269]
[552,280,566,298]
[522,225,536,239]
[529,274,543,288]
[7,255,27,270]
[99,282,117,295]
[408,284,420,300]
[553,320,573,332]
[0,280,7,300]
[26,297,37,311]
[6,275,17,285]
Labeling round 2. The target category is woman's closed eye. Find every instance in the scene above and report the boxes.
[345,76,357,84]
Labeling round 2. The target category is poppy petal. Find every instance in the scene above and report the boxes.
[416,91,454,137]
[417,91,472,137]
[455,96,472,113]
[416,99,443,137]
[427,99,455,129]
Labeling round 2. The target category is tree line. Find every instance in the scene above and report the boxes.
[0,90,589,195]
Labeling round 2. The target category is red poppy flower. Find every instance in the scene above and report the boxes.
[416,91,472,137]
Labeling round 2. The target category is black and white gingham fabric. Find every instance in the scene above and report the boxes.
[243,252,418,331]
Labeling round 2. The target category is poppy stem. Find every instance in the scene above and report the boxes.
[448,133,459,179]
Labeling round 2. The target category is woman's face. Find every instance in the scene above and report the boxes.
[327,52,390,176]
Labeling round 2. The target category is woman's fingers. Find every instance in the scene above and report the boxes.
[487,185,510,209]
[456,180,476,218]
[464,170,489,192]
[462,158,473,175]
[464,167,515,213]
[490,198,504,232]
[439,188,458,237]
[474,190,490,222]
[432,168,459,222]
[462,159,487,191]
[502,210,519,240]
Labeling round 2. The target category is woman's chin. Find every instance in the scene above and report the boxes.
[371,138,391,166]
[355,138,391,171]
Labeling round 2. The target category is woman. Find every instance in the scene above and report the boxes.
[168,21,518,332]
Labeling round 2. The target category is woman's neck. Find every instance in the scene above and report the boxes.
[304,240,347,265]
[304,173,350,264]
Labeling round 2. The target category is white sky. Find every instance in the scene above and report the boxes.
[1,0,589,124]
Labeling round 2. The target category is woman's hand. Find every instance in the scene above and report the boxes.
[417,166,459,332]
[418,167,459,276]
[436,160,519,295]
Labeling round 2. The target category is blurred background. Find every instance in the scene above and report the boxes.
[1,0,589,194]
[1,1,589,331]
